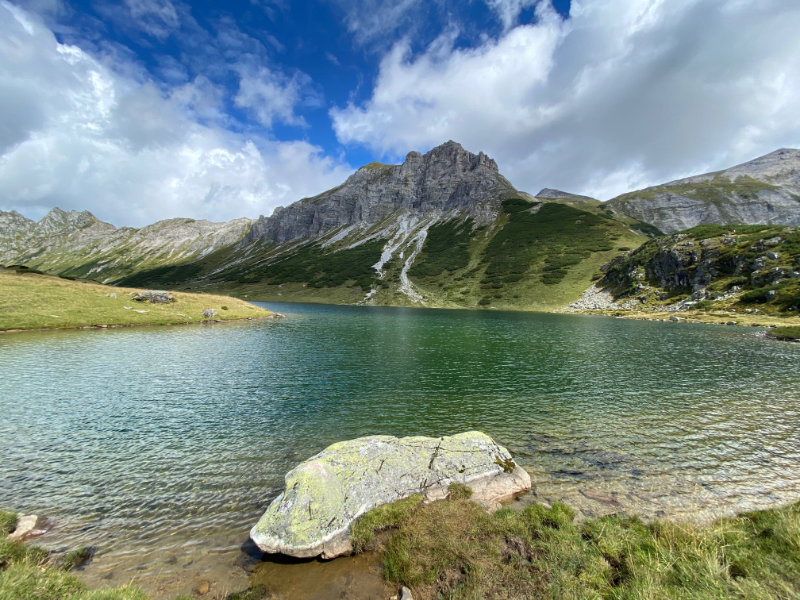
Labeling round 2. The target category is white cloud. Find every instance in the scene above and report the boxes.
[486,0,537,31]
[234,65,310,128]
[0,1,352,227]
[123,0,180,40]
[332,0,800,199]
[329,0,422,47]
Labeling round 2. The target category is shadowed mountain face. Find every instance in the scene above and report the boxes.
[607,149,800,233]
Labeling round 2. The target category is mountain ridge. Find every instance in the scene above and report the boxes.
[3,142,798,311]
[607,148,800,233]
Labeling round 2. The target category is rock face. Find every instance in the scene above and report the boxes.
[250,431,531,559]
[607,149,800,233]
[589,225,800,313]
[245,141,517,244]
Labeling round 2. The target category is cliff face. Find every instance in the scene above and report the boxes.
[245,141,516,244]
[607,149,800,233]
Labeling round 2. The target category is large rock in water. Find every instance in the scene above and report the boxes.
[249,431,531,559]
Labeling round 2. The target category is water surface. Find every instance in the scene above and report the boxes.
[1,303,798,598]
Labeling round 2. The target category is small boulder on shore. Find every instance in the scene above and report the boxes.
[9,514,48,541]
[132,290,174,303]
[250,431,531,559]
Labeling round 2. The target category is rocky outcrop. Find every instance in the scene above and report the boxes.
[250,431,531,559]
[245,141,517,244]
[607,149,800,233]
[132,290,174,303]
[589,225,800,313]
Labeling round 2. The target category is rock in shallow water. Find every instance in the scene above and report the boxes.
[249,431,531,559]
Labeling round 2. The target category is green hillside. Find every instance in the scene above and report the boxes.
[97,199,646,310]
[597,224,800,314]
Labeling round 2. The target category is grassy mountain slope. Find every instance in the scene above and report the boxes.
[594,225,800,315]
[0,267,271,331]
[105,198,647,310]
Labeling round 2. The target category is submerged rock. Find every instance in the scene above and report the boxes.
[250,431,531,559]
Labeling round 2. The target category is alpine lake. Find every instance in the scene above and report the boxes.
[1,303,799,599]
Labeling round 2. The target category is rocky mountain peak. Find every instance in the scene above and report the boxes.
[38,207,104,234]
[246,141,516,244]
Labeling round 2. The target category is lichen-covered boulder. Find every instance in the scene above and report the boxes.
[249,431,531,558]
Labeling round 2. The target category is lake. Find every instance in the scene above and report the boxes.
[1,303,799,598]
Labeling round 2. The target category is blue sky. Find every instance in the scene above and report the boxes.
[1,0,799,226]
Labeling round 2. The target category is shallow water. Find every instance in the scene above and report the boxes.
[1,303,799,597]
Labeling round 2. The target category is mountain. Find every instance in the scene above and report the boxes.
[577,224,800,314]
[0,208,252,281]
[607,149,800,233]
[0,141,646,309]
[246,140,515,244]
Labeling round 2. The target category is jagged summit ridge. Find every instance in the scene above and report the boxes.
[246,141,515,244]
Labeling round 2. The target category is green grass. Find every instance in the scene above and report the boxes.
[351,494,423,552]
[409,219,473,277]
[0,268,271,331]
[365,495,800,600]
[482,200,619,289]
[225,239,385,291]
[0,511,16,537]
[597,225,800,314]
[0,511,145,600]
[768,326,800,341]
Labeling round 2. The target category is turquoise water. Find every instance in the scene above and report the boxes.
[1,303,799,596]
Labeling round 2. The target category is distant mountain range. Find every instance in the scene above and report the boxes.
[606,149,800,233]
[1,142,799,311]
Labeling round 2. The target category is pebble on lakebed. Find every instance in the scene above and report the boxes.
[250,431,531,559]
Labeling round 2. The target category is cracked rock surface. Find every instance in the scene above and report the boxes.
[249,431,531,558]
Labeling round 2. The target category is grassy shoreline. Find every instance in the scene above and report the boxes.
[0,267,274,332]
[5,494,799,600]
[560,306,800,329]
[355,489,800,600]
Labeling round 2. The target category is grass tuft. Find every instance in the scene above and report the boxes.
[372,497,800,600]
[0,510,145,599]
[0,511,17,537]
[350,494,423,552]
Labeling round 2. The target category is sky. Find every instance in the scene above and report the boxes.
[1,0,799,227]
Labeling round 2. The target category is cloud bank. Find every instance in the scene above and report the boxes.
[332,0,800,199]
[0,1,352,227]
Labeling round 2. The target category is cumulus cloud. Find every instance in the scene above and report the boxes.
[332,0,800,199]
[0,2,352,227]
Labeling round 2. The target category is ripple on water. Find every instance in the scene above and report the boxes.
[1,305,799,598]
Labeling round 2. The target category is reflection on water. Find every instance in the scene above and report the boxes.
[1,303,799,598]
